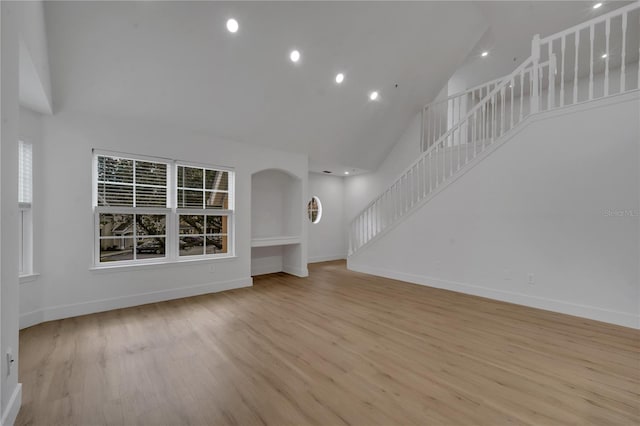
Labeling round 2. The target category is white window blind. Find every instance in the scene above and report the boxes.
[96,155,168,207]
[18,141,33,206]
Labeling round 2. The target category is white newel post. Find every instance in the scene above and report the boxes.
[530,34,540,114]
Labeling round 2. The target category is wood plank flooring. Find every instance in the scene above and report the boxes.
[16,260,640,425]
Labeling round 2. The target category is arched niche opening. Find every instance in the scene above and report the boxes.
[251,168,304,277]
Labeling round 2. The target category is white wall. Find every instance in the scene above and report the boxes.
[18,0,52,114]
[19,110,308,328]
[308,173,346,263]
[1,1,23,424]
[349,93,640,329]
[344,112,422,222]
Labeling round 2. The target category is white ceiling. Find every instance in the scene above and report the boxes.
[44,1,487,173]
[43,1,619,175]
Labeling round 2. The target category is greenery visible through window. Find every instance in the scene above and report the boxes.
[94,152,234,266]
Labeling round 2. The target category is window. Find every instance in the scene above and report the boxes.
[93,151,234,266]
[19,141,33,275]
[307,196,322,224]
[176,165,230,257]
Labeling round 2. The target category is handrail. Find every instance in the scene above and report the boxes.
[424,75,505,109]
[540,1,639,43]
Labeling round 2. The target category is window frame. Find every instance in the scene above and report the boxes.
[92,151,235,267]
[175,160,234,259]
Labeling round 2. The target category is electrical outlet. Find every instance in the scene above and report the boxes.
[208,264,216,273]
[504,269,512,280]
[6,348,14,376]
[528,273,535,285]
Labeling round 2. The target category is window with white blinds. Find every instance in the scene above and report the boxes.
[93,151,234,266]
[19,141,33,207]
[97,156,167,207]
[19,141,34,275]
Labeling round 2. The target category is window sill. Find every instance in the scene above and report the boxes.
[19,273,40,284]
[89,256,238,273]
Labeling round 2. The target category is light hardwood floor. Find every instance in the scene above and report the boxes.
[16,261,640,425]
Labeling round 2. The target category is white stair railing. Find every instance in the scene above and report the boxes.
[422,75,505,152]
[349,2,639,256]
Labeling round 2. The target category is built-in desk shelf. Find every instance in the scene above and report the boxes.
[251,236,301,248]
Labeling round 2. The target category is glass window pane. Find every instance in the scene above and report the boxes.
[98,183,133,207]
[136,237,165,259]
[178,166,203,189]
[136,215,166,236]
[179,215,204,234]
[206,235,228,255]
[179,236,204,256]
[98,157,133,183]
[205,191,228,209]
[136,186,167,207]
[100,237,134,262]
[135,161,166,186]
[100,214,134,237]
[205,170,229,191]
[178,190,203,208]
[206,215,227,234]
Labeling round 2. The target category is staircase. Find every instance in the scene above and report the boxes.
[348,2,640,256]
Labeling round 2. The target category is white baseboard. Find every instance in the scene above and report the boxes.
[283,265,309,277]
[1,383,22,426]
[308,254,347,263]
[19,277,252,329]
[348,262,639,329]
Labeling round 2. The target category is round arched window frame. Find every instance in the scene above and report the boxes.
[307,196,322,224]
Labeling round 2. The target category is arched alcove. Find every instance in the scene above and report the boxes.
[251,169,304,276]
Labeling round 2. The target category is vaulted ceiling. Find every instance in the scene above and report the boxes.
[42,1,612,174]
[44,1,487,173]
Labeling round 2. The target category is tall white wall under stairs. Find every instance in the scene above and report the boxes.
[349,92,639,328]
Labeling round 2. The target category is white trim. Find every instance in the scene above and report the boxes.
[283,265,309,277]
[251,236,301,248]
[19,272,39,284]
[1,384,22,426]
[89,255,237,273]
[19,277,252,330]
[308,254,347,263]
[348,262,640,330]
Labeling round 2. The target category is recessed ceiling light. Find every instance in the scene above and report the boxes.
[601,53,608,58]
[335,73,345,84]
[344,171,349,175]
[226,18,239,33]
[593,2,603,9]
[481,51,489,57]
[290,50,301,63]
[369,91,379,101]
